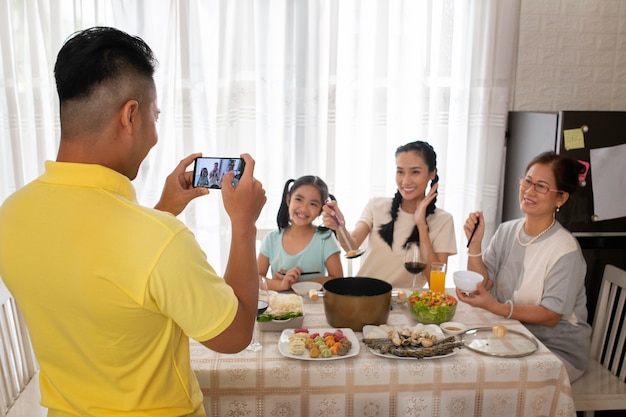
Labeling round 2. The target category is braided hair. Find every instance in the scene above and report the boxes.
[378,141,439,249]
[276,176,333,236]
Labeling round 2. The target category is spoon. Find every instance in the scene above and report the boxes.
[327,206,364,259]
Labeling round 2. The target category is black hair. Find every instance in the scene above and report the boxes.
[277,176,332,235]
[54,26,157,103]
[378,141,439,249]
[526,151,584,196]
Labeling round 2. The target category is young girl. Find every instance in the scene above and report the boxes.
[258,176,343,291]
[196,167,209,187]
[322,141,457,288]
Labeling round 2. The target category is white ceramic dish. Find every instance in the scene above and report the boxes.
[453,270,483,294]
[258,294,304,332]
[278,328,360,360]
[258,315,305,332]
[440,321,468,336]
[291,281,323,297]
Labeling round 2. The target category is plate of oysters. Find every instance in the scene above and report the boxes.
[362,323,464,359]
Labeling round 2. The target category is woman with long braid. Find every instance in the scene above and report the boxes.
[322,141,457,288]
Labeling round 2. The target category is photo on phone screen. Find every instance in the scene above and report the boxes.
[193,157,245,189]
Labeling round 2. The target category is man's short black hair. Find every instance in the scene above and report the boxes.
[54,26,157,102]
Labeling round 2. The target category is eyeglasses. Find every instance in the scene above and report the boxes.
[519,177,561,194]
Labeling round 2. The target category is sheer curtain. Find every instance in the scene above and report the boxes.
[0,0,520,275]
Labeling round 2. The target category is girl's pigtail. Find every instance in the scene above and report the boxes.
[276,179,295,230]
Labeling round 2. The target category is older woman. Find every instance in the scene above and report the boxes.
[458,151,591,382]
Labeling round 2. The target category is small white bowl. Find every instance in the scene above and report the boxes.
[453,270,483,294]
[440,321,468,336]
[291,281,323,297]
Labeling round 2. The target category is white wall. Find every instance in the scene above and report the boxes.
[512,0,626,111]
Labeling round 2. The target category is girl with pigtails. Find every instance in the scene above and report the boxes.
[322,141,457,288]
[258,176,343,291]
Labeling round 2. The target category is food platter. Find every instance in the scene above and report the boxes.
[362,324,463,360]
[278,328,360,361]
[366,346,457,360]
[461,327,538,358]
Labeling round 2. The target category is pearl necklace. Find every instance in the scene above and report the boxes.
[516,218,556,247]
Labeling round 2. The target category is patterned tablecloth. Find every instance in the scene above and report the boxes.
[190,292,576,417]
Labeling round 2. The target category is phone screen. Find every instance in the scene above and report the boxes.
[193,157,245,189]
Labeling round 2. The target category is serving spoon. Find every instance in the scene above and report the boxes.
[327,209,364,259]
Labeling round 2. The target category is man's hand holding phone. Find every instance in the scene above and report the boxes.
[221,154,266,228]
[155,153,209,216]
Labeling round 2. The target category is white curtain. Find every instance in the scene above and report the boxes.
[0,0,520,275]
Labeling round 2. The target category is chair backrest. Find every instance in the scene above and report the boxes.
[0,282,38,416]
[589,264,626,382]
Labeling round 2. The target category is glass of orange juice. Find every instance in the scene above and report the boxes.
[429,262,447,293]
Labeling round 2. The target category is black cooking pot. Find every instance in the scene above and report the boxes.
[323,277,392,331]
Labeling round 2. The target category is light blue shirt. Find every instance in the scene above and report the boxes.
[260,228,341,280]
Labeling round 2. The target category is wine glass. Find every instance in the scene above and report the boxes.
[247,277,269,352]
[404,242,427,289]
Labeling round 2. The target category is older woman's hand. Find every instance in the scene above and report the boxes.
[455,282,498,312]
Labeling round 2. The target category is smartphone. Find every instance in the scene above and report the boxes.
[193,157,245,189]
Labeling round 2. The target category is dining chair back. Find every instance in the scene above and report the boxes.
[572,264,626,416]
[0,282,38,416]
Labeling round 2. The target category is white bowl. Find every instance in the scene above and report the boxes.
[440,321,468,336]
[453,270,483,293]
[257,315,305,332]
[291,281,323,297]
[258,294,305,332]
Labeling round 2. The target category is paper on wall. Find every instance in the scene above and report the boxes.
[564,128,585,150]
[589,143,626,221]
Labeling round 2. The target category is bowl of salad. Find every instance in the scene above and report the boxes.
[257,293,305,331]
[408,290,457,324]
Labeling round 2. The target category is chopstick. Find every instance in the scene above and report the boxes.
[466,218,480,248]
[307,288,407,301]
[277,271,320,276]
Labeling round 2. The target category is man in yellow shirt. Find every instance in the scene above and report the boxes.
[0,27,266,416]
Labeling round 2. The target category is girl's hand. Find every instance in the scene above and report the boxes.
[274,267,302,283]
[277,275,297,291]
[273,269,287,280]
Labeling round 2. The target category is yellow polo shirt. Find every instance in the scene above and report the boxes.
[0,161,238,416]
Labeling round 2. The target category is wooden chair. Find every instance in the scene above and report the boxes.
[572,264,626,416]
[0,282,42,416]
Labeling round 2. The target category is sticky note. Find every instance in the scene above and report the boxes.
[564,128,585,150]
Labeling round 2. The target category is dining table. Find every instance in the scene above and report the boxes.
[190,289,576,417]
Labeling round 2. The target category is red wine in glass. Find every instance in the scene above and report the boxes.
[404,242,427,288]
[404,262,426,275]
